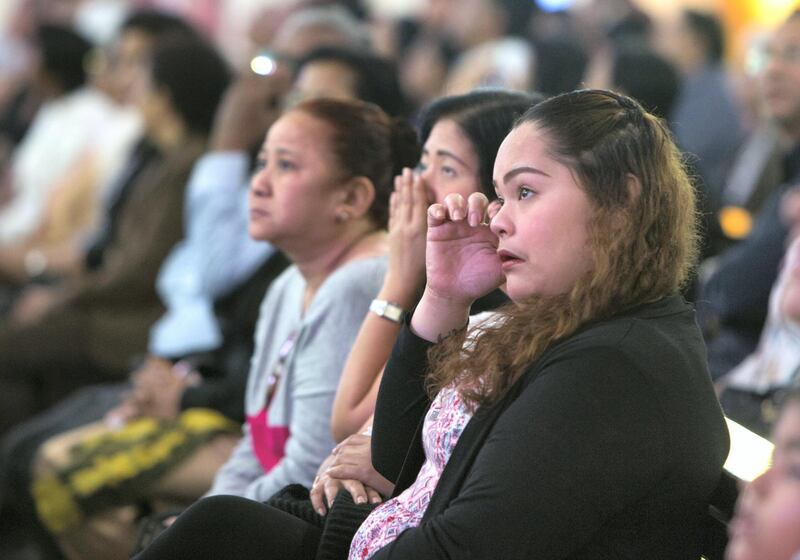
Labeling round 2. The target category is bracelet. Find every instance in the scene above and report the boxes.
[369,299,406,324]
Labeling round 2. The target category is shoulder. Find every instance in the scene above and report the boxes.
[317,255,388,300]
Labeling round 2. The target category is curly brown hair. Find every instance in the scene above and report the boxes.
[427,89,700,409]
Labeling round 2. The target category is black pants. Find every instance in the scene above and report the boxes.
[134,495,322,560]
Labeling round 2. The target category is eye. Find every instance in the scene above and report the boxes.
[518,186,535,200]
[277,159,295,171]
[254,158,266,172]
[415,161,428,174]
[495,196,505,206]
[441,165,457,178]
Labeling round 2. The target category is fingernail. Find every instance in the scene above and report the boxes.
[434,208,445,219]
[356,496,367,504]
[453,209,464,220]
[468,211,479,227]
[317,508,326,516]
[371,496,382,503]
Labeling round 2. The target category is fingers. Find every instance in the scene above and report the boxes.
[428,193,492,227]
[366,486,383,504]
[310,476,327,515]
[467,192,490,226]
[340,479,369,505]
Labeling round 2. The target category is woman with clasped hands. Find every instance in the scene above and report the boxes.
[134,90,730,560]
[355,89,730,560]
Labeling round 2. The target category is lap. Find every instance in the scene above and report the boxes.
[135,495,322,560]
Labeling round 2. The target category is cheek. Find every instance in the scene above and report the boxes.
[755,493,800,559]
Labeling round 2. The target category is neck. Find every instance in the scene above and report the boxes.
[149,114,189,150]
[291,222,385,310]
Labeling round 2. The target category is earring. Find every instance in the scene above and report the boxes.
[336,211,350,223]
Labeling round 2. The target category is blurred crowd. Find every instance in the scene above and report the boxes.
[0,0,797,559]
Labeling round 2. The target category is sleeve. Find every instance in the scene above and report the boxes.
[68,156,193,307]
[240,261,387,503]
[204,423,261,497]
[371,348,666,560]
[697,186,789,378]
[371,320,434,482]
[183,151,272,298]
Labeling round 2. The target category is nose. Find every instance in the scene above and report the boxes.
[250,163,270,198]
[489,201,511,238]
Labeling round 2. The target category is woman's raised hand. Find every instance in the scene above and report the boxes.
[384,168,431,300]
[425,192,504,306]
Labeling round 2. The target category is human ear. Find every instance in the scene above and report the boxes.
[335,176,376,222]
[625,173,642,206]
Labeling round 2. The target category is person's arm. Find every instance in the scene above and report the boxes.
[370,350,665,560]
[331,168,429,441]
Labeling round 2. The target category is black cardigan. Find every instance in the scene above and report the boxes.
[371,294,730,560]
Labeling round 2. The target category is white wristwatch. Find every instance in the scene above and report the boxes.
[369,299,406,324]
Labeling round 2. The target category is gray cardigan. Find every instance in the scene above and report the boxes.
[207,255,387,502]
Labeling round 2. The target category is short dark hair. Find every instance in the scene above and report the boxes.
[34,24,93,93]
[683,9,724,62]
[148,35,231,134]
[119,9,198,40]
[418,89,543,198]
[293,98,420,228]
[494,0,534,37]
[611,44,679,119]
[295,46,410,117]
[532,38,587,97]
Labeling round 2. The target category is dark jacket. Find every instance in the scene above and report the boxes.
[371,295,730,560]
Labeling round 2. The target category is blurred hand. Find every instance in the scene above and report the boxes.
[424,192,504,306]
[383,168,432,299]
[11,285,64,325]
[209,73,289,152]
[131,358,200,420]
[309,433,392,515]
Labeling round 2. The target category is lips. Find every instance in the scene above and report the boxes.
[497,249,523,270]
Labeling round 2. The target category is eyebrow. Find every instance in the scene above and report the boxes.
[501,166,551,185]
[423,147,472,170]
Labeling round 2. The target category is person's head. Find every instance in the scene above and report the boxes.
[104,9,198,105]
[291,46,409,117]
[417,89,542,203]
[270,5,371,65]
[32,24,93,96]
[444,0,533,49]
[726,387,800,560]
[661,9,724,76]
[134,34,231,137]
[248,98,419,256]
[492,88,697,302]
[430,89,697,407]
[610,44,680,120]
[531,38,587,98]
[758,11,800,137]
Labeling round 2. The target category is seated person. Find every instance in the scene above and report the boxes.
[725,386,800,560]
[31,98,418,560]
[0,33,231,432]
[716,234,800,436]
[134,90,730,560]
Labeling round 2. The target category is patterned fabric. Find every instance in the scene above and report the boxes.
[348,387,472,560]
[32,408,238,534]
